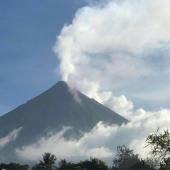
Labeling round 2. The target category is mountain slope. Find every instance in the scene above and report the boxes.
[0,81,127,162]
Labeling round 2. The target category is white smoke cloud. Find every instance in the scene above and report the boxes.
[0,127,22,149]
[53,0,170,113]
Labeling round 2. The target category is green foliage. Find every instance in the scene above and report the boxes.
[146,129,170,170]
[78,158,108,170]
[58,158,108,170]
[146,129,170,159]
[112,145,154,170]
[33,153,57,170]
[0,163,29,170]
[159,158,170,170]
[58,159,83,170]
[129,161,155,170]
[112,145,140,170]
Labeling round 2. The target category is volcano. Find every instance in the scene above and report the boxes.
[0,81,127,162]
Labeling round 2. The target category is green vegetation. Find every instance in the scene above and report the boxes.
[112,145,154,170]
[147,129,170,170]
[33,153,57,170]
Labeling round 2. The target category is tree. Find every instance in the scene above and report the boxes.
[58,159,74,170]
[129,160,155,170]
[79,158,108,170]
[146,129,170,159]
[112,145,140,170]
[0,163,29,170]
[58,158,108,170]
[146,129,170,170]
[33,153,57,170]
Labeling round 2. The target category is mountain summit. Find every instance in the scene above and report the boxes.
[0,81,127,162]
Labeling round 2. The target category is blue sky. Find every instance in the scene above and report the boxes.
[0,0,85,114]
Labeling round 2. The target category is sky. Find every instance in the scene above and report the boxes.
[1,0,170,163]
[0,0,86,115]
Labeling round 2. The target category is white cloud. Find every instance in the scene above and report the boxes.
[106,95,134,119]
[16,124,113,162]
[16,107,170,163]
[0,127,22,149]
[53,0,170,112]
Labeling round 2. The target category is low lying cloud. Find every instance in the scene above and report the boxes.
[16,124,113,163]
[0,127,22,149]
[16,107,170,163]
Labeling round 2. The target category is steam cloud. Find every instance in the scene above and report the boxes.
[53,0,170,117]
